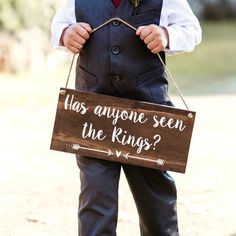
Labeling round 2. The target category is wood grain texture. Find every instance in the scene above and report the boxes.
[51,88,196,173]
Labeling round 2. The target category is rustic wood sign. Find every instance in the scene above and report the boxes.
[50,88,195,173]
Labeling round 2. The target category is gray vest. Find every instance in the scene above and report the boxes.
[75,0,171,105]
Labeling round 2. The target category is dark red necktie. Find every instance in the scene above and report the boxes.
[112,0,121,8]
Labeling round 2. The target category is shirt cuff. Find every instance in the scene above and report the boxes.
[51,24,70,49]
[163,25,200,56]
[163,26,183,55]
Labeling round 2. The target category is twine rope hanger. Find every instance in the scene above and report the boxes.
[65,17,189,110]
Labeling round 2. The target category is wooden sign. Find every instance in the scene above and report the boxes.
[50,88,196,173]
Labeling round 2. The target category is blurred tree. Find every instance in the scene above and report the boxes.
[0,0,56,33]
[0,0,60,72]
[188,0,236,19]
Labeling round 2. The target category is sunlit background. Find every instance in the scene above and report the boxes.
[0,1,236,235]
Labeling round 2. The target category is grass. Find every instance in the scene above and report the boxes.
[167,20,236,95]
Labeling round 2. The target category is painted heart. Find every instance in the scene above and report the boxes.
[116,151,122,157]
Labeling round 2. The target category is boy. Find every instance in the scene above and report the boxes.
[51,0,201,235]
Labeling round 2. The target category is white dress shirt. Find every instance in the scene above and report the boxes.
[51,0,202,55]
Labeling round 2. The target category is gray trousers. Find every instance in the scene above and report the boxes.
[76,156,178,236]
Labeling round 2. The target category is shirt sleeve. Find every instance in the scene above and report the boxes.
[51,0,76,49]
[160,0,202,55]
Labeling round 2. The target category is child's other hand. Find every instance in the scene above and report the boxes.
[136,24,169,54]
[61,22,92,54]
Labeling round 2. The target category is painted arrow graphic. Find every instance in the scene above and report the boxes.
[70,144,113,156]
[69,144,165,166]
[123,153,165,166]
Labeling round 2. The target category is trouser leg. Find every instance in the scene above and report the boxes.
[123,165,179,236]
[76,156,121,236]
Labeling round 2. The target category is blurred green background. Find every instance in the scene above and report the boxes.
[0,1,236,236]
[168,20,236,95]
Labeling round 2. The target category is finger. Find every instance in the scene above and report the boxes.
[139,27,152,40]
[73,35,86,45]
[147,38,159,50]
[136,26,145,35]
[79,22,92,33]
[70,40,83,50]
[68,45,80,54]
[144,32,156,45]
[74,25,90,40]
[151,45,163,54]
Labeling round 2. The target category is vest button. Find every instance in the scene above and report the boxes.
[112,46,120,55]
[112,20,120,27]
[113,75,121,82]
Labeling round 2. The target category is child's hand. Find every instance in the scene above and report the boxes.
[136,24,169,54]
[61,22,92,54]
